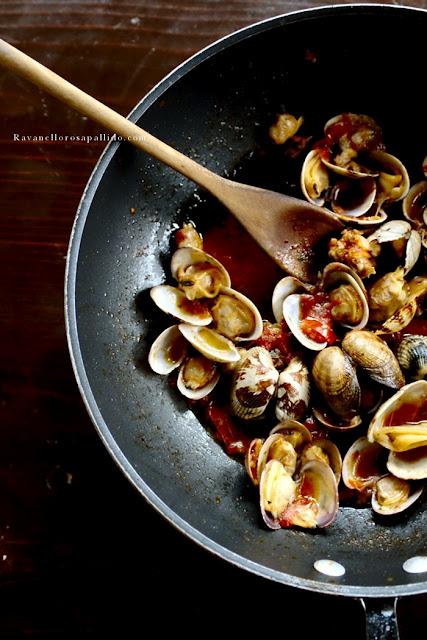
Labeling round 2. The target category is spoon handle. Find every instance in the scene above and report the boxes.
[0,38,218,191]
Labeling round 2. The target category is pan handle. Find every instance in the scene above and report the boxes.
[360,598,399,640]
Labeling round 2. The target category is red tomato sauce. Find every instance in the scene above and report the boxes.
[203,215,283,313]
[299,292,336,344]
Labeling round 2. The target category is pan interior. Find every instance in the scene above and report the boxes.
[68,6,427,596]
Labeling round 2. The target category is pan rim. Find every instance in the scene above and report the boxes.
[65,3,427,598]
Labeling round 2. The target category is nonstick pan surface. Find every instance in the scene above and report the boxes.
[66,4,427,598]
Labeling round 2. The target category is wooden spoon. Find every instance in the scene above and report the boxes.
[0,38,342,282]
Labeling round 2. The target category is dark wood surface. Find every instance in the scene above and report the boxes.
[1,1,426,637]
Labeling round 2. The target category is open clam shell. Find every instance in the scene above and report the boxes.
[387,446,427,480]
[283,293,328,351]
[148,325,188,375]
[178,324,240,363]
[330,176,377,218]
[403,180,427,227]
[371,474,423,515]
[176,355,220,399]
[150,285,212,325]
[368,380,427,452]
[369,150,410,203]
[300,439,342,484]
[301,149,329,206]
[342,436,386,491]
[171,247,231,299]
[272,276,310,323]
[256,433,298,480]
[367,221,421,275]
[211,286,263,342]
[280,460,338,529]
[259,459,297,530]
[270,419,312,450]
[322,262,369,330]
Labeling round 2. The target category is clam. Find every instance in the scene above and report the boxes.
[272,276,310,323]
[371,474,423,515]
[342,436,386,491]
[211,287,263,341]
[388,446,427,480]
[171,247,230,300]
[397,335,427,381]
[368,268,409,324]
[312,346,361,422]
[301,149,330,206]
[275,357,310,422]
[259,460,297,530]
[368,380,427,452]
[230,347,279,420]
[279,460,339,529]
[369,150,410,204]
[300,439,342,484]
[322,262,369,329]
[367,221,421,275]
[148,325,188,375]
[270,419,313,451]
[178,324,240,363]
[175,223,203,250]
[342,330,404,389]
[177,355,220,399]
[283,293,334,351]
[256,433,298,479]
[403,180,427,228]
[375,276,427,335]
[150,285,212,325]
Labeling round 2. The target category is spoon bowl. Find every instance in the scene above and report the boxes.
[0,38,342,282]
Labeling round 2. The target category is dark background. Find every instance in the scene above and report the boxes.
[1,1,426,637]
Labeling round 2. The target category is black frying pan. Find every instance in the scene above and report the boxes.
[65,5,427,637]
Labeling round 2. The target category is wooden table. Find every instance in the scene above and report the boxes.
[1,1,426,636]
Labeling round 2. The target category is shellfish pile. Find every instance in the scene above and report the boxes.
[148,113,427,530]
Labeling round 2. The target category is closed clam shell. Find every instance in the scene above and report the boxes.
[342,330,404,389]
[312,346,361,420]
[275,357,310,422]
[230,347,279,420]
[397,335,427,381]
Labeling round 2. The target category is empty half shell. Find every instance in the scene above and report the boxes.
[368,380,427,452]
[150,285,212,325]
[272,276,310,322]
[178,324,240,363]
[342,436,386,491]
